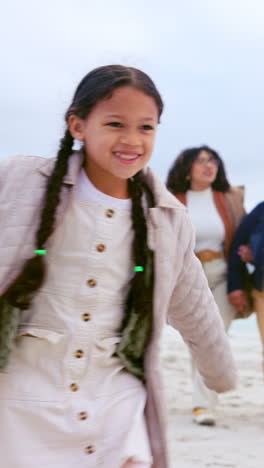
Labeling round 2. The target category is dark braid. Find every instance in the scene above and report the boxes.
[115,171,155,382]
[4,130,74,309]
[36,130,73,248]
[129,175,148,268]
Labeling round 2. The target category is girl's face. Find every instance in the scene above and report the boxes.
[69,86,159,198]
[190,150,219,191]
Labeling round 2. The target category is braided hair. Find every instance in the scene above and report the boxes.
[4,129,74,309]
[3,65,164,381]
[114,172,155,381]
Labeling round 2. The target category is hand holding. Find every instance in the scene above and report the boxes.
[238,245,254,263]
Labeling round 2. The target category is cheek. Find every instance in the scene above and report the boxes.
[146,140,155,156]
[84,135,110,157]
[145,135,156,154]
[191,164,201,180]
[210,167,218,180]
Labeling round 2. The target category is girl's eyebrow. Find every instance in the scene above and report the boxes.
[104,113,156,122]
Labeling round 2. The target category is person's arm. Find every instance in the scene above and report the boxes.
[228,206,260,292]
[237,245,254,263]
[227,204,263,312]
[167,214,237,393]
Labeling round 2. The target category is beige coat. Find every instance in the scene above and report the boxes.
[0,152,237,468]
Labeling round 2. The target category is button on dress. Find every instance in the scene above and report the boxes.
[0,171,152,468]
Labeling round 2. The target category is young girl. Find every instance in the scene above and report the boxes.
[0,65,237,468]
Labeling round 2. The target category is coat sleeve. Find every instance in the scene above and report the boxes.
[167,213,237,393]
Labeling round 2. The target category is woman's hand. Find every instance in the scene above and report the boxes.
[238,244,254,263]
[228,290,249,313]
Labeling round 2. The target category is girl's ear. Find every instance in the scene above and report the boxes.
[68,115,85,141]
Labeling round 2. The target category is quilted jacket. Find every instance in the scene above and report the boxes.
[0,152,237,468]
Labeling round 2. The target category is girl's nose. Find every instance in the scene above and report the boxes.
[119,130,141,146]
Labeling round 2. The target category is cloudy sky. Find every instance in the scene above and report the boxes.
[0,0,263,210]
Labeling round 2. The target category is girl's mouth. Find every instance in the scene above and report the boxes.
[113,152,141,164]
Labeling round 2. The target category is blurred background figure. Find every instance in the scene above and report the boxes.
[166,145,246,426]
[228,201,264,368]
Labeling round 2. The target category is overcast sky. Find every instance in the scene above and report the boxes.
[0,0,263,210]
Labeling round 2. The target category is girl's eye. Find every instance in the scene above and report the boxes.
[106,122,122,128]
[140,124,154,131]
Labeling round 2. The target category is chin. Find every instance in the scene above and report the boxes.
[116,167,143,180]
[205,176,216,185]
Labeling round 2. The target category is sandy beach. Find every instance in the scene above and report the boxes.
[161,321,263,468]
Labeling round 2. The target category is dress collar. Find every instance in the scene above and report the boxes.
[37,150,184,211]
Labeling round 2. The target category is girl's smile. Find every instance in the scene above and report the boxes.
[113,151,141,164]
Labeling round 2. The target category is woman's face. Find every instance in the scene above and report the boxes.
[190,150,219,191]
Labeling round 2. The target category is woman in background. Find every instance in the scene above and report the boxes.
[166,145,245,426]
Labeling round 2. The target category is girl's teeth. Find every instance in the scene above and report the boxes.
[115,153,138,160]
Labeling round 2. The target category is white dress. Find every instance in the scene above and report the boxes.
[0,170,152,468]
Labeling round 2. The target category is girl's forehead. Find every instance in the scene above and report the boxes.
[90,86,159,120]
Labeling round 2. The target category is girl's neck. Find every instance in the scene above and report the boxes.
[84,163,129,199]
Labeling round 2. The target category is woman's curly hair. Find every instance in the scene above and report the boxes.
[166,145,230,194]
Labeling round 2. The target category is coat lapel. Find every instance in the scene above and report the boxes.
[37,150,84,185]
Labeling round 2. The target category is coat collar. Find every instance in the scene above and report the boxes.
[143,166,184,210]
[37,150,82,185]
[37,150,184,211]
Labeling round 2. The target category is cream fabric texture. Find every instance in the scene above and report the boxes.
[0,152,237,468]
[0,197,152,467]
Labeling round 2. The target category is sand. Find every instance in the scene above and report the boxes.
[161,325,263,468]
